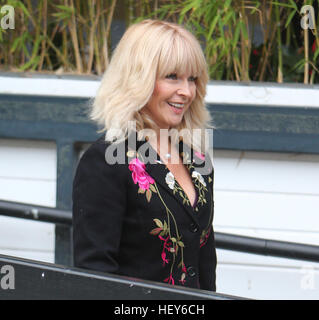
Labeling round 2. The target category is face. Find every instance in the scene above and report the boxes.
[145,72,197,130]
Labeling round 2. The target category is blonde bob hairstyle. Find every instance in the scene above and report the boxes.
[90,19,211,152]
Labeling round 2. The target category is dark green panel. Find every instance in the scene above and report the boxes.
[208,104,319,135]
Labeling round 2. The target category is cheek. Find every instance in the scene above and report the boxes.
[191,86,197,102]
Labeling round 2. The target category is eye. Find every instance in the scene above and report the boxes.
[188,76,198,82]
[165,73,178,80]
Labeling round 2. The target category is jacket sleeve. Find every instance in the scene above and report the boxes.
[199,226,217,291]
[199,167,217,292]
[72,140,127,274]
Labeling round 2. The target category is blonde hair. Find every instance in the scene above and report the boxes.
[90,19,211,151]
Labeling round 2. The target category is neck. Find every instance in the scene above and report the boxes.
[147,128,173,162]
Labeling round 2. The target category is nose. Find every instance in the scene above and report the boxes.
[177,79,193,99]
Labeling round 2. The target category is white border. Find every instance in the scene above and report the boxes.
[0,75,319,108]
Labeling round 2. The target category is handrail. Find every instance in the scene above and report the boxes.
[215,232,319,263]
[1,199,319,263]
[0,199,71,225]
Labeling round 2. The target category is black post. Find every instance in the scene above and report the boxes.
[55,139,78,266]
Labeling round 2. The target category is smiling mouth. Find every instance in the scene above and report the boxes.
[167,102,185,109]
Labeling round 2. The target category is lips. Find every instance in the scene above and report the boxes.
[167,102,185,109]
[167,101,185,114]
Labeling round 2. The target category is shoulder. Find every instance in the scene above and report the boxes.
[192,148,214,177]
[80,135,108,163]
[75,135,129,179]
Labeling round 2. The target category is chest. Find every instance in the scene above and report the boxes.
[165,162,196,206]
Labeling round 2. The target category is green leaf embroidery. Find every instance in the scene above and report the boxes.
[159,230,167,237]
[149,227,163,235]
[178,241,185,248]
[149,184,157,193]
[146,189,152,202]
[153,219,163,229]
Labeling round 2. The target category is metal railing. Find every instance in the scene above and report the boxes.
[1,199,319,264]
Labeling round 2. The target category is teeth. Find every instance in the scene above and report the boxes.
[168,102,184,108]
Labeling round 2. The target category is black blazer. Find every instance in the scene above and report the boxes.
[72,134,217,291]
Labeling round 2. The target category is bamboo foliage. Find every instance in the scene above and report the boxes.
[0,0,117,74]
[135,0,319,83]
[0,0,318,83]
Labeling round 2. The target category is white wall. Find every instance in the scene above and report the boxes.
[212,149,319,299]
[0,139,56,263]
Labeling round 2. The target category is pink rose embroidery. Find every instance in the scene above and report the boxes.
[129,158,154,191]
[195,151,205,161]
[164,273,175,285]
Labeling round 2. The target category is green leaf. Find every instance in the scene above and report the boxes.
[290,59,305,73]
[19,56,40,71]
[10,37,21,53]
[285,10,297,28]
[55,4,75,14]
[180,0,198,17]
[208,13,220,39]
[224,0,232,10]
[149,227,162,235]
[232,22,241,49]
[159,230,167,237]
[153,219,163,229]
[218,18,225,39]
[240,21,249,40]
[288,0,298,11]
[223,11,234,25]
[146,189,152,202]
[14,1,31,17]
[271,1,296,9]
[149,184,157,193]
[178,241,185,248]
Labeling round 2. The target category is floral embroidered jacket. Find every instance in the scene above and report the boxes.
[72,134,217,291]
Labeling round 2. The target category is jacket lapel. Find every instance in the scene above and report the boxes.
[145,160,201,227]
[134,138,207,226]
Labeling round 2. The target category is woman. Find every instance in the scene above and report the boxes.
[72,19,217,291]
